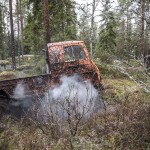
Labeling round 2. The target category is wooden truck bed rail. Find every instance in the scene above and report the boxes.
[0,74,52,99]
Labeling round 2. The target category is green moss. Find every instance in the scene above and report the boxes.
[0,60,10,65]
[16,65,34,71]
[101,79,141,104]
[0,71,17,80]
[94,61,127,79]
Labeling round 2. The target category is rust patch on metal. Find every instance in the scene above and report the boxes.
[0,74,51,98]
[0,41,100,100]
[47,41,100,87]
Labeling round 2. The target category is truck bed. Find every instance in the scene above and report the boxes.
[0,74,52,99]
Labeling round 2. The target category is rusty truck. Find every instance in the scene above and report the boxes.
[0,41,100,113]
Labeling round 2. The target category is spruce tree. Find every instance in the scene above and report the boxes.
[24,0,77,54]
[97,0,117,56]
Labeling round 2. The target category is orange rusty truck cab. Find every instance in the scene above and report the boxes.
[46,41,101,87]
[0,41,101,116]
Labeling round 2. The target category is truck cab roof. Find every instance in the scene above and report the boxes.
[47,41,84,47]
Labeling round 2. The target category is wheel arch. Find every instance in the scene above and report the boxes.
[0,90,10,99]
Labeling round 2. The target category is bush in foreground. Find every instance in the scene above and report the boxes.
[0,87,150,149]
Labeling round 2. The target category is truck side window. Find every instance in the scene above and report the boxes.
[64,45,85,61]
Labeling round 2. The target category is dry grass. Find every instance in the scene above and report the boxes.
[0,60,10,66]
[0,58,149,149]
[0,99,150,149]
[0,71,17,81]
[0,79,150,149]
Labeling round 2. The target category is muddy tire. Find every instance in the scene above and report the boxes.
[0,92,10,116]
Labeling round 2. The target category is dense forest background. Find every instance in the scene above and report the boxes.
[0,0,150,68]
[0,1,150,149]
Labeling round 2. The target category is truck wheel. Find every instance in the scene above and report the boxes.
[0,90,10,115]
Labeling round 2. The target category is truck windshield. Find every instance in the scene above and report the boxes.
[64,45,86,61]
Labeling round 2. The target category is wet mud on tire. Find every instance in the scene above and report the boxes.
[0,95,10,118]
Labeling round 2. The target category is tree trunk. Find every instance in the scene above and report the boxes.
[145,1,150,69]
[0,4,3,59]
[43,0,51,43]
[141,0,145,64]
[20,0,24,64]
[16,0,21,66]
[90,0,95,58]
[43,0,51,73]
[126,9,132,62]
[9,0,16,69]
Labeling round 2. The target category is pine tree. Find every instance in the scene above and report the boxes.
[44,0,51,43]
[24,0,77,54]
[116,0,133,60]
[9,0,16,69]
[97,0,117,56]
[20,0,24,63]
[0,3,4,59]
[16,0,21,65]
[78,11,91,51]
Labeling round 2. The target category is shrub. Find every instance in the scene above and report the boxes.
[0,60,10,66]
[0,71,16,80]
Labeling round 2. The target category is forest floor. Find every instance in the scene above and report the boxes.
[0,56,150,149]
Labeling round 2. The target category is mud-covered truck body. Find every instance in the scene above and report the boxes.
[0,41,100,109]
[47,41,100,86]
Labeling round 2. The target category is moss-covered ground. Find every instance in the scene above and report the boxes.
[0,58,150,149]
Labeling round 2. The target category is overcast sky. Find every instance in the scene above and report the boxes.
[75,0,118,24]
[75,0,101,22]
